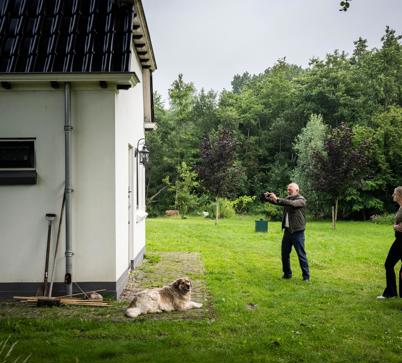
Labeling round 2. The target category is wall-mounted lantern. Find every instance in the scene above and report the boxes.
[135,138,149,208]
[135,138,149,165]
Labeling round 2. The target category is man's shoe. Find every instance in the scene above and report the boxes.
[282,275,292,279]
[303,278,310,282]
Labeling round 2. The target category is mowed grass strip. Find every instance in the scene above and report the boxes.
[0,216,401,363]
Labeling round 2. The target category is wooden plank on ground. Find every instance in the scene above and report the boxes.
[13,296,110,307]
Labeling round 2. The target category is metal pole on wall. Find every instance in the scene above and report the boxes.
[64,82,73,295]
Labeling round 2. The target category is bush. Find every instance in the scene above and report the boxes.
[232,195,256,214]
[194,193,213,214]
[249,201,282,220]
[207,198,236,219]
[369,214,395,225]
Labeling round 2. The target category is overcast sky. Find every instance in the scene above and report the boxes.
[142,0,402,103]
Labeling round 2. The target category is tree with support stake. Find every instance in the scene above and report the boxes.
[310,123,369,229]
[197,129,246,224]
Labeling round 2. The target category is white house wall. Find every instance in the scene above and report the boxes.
[0,57,148,297]
[131,44,147,265]
[0,88,65,283]
[72,89,116,283]
[0,85,118,289]
[114,48,147,281]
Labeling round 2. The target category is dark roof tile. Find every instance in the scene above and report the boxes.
[0,0,134,73]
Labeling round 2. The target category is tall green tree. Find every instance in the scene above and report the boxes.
[299,51,363,127]
[167,74,199,167]
[378,27,402,108]
[146,92,175,215]
[164,162,199,219]
[342,124,387,218]
[191,89,219,138]
[372,106,402,186]
[231,72,252,94]
[168,73,196,123]
[292,114,328,217]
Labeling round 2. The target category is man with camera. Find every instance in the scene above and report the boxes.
[264,183,310,281]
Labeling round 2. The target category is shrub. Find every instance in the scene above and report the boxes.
[369,213,395,225]
[207,198,235,219]
[249,202,282,220]
[194,193,213,214]
[232,195,256,214]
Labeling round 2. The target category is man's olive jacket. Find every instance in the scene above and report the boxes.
[276,194,306,233]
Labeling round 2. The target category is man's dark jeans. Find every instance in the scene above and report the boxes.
[281,229,310,280]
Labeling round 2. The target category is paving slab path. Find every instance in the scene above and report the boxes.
[120,252,209,320]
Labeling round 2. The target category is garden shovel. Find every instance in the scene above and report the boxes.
[38,213,56,296]
[48,194,66,297]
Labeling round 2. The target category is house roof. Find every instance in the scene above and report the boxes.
[0,0,156,74]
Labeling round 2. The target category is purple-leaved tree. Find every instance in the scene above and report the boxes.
[311,123,369,228]
[197,129,245,224]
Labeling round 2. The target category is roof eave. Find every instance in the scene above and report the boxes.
[0,72,140,87]
[133,0,157,71]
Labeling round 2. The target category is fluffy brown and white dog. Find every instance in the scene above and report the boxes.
[125,277,202,318]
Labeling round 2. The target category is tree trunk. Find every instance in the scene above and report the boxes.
[215,197,219,225]
[332,205,335,229]
[334,198,339,229]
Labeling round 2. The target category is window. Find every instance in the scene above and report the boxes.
[0,138,37,185]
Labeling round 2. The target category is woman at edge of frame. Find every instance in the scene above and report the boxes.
[377,186,402,299]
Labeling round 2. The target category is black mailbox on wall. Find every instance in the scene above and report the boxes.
[0,139,37,185]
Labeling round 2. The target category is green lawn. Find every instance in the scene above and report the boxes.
[1,217,401,363]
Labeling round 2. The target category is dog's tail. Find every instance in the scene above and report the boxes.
[125,307,141,318]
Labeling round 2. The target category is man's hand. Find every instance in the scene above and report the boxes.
[265,192,278,203]
[393,223,402,232]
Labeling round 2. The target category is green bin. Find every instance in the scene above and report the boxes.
[255,219,268,232]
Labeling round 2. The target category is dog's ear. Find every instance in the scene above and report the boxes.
[172,278,181,289]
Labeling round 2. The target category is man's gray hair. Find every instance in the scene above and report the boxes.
[288,182,299,192]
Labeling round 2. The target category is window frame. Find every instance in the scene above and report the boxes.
[0,138,37,185]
